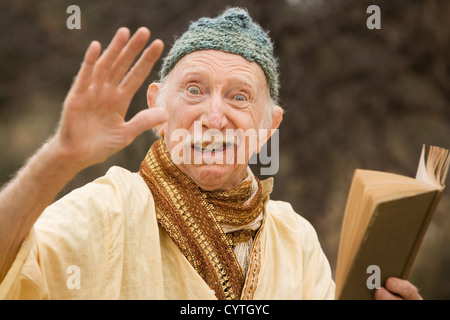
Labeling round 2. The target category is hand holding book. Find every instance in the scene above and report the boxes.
[374,276,423,300]
[335,145,450,300]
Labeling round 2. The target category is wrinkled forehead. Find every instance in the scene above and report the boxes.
[167,50,268,90]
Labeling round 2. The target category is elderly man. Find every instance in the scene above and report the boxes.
[0,8,421,300]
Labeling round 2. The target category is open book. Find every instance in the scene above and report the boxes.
[335,145,450,300]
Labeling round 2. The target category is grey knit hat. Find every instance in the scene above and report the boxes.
[159,7,279,102]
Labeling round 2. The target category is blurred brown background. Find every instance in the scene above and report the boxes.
[1,0,449,299]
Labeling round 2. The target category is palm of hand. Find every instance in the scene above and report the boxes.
[56,27,167,169]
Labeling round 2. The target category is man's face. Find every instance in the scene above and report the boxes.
[156,50,272,191]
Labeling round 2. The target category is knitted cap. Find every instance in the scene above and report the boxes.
[159,7,279,102]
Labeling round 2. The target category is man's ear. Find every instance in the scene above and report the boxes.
[257,105,283,153]
[147,82,166,136]
[147,82,161,108]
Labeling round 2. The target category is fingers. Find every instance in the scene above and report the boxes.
[374,277,423,300]
[72,41,101,93]
[386,277,423,300]
[74,27,163,96]
[373,287,402,300]
[93,27,131,85]
[107,27,151,85]
[119,39,164,93]
[124,107,168,142]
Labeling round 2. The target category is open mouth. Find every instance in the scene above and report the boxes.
[191,141,235,154]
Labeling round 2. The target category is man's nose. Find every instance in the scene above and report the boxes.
[202,96,228,129]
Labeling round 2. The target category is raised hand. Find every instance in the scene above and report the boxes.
[0,28,168,283]
[55,27,168,170]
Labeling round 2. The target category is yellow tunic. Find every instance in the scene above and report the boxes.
[0,166,335,299]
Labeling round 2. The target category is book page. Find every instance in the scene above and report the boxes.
[416,145,450,188]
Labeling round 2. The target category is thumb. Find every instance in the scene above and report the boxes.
[124,107,168,141]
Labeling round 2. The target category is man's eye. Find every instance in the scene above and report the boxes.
[233,94,246,101]
[187,85,201,95]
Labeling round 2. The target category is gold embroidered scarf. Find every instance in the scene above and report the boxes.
[139,138,264,300]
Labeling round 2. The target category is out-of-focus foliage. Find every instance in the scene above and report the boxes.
[1,0,449,299]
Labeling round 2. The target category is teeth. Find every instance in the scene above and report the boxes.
[192,141,233,152]
[193,142,225,152]
[191,136,240,153]
[204,143,225,152]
